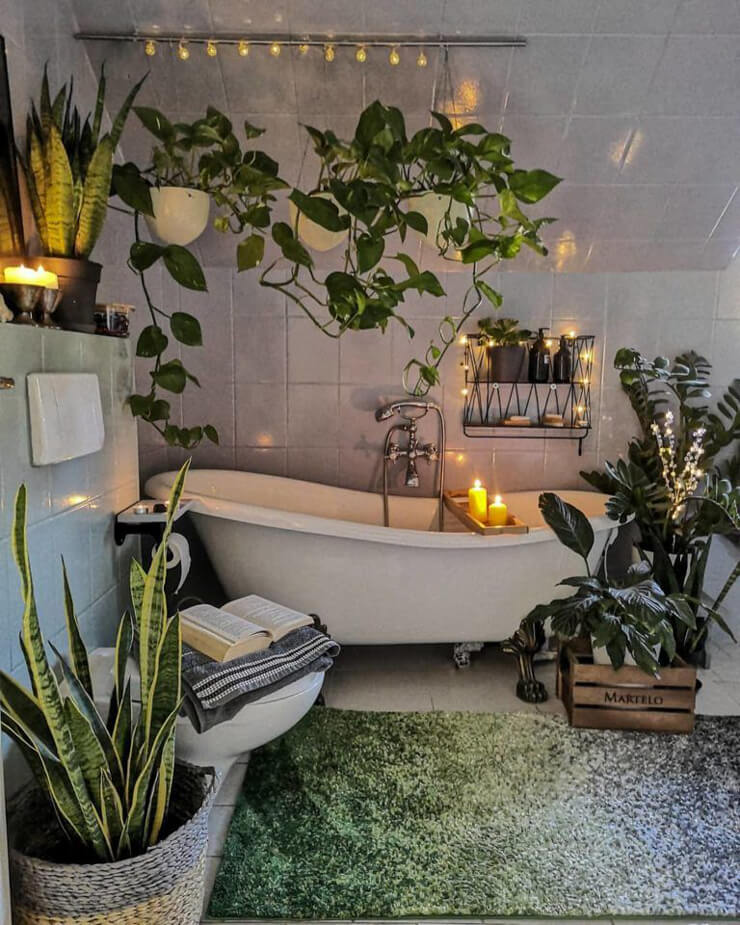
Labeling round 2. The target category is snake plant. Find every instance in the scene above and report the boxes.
[18,65,145,259]
[0,461,189,862]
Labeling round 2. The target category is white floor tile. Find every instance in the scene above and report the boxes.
[201,855,221,919]
[207,804,237,857]
[214,762,248,806]
[326,673,435,711]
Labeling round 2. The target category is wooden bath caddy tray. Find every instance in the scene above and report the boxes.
[557,639,697,734]
[443,491,529,535]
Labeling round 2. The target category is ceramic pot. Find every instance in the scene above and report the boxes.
[407,192,470,255]
[288,193,347,252]
[489,344,528,382]
[145,186,210,247]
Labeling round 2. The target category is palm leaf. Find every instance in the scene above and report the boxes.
[538,492,594,567]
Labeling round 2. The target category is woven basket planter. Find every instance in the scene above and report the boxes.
[9,762,217,925]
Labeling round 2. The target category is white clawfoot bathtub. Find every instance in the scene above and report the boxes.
[146,469,614,646]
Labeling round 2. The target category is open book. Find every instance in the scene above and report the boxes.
[180,595,313,662]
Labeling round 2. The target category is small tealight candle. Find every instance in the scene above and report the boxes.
[488,494,508,527]
[4,264,58,289]
[468,479,488,523]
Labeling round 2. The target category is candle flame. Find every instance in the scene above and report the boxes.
[494,495,502,504]
[473,479,482,489]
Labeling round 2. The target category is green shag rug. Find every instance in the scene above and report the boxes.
[210,709,740,920]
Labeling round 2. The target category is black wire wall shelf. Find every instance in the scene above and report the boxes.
[462,334,595,455]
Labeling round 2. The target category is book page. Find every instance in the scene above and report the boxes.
[223,595,312,634]
[181,603,269,643]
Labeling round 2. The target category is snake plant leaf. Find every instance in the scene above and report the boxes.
[112,679,133,788]
[147,735,175,846]
[0,670,54,752]
[11,527,107,860]
[74,133,114,258]
[45,123,75,255]
[39,66,53,139]
[61,558,93,700]
[51,84,67,130]
[91,63,105,146]
[130,558,147,637]
[62,697,112,814]
[51,643,124,793]
[145,613,181,748]
[99,768,125,849]
[110,73,147,150]
[114,610,134,703]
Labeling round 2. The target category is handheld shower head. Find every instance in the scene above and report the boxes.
[375,399,441,422]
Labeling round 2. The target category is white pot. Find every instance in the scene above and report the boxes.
[289,193,348,252]
[145,186,210,246]
[407,191,470,257]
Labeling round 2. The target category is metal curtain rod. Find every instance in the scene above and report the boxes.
[74,32,527,49]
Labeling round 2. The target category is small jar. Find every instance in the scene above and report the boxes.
[94,303,134,337]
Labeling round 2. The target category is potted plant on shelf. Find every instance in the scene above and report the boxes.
[0,462,217,924]
[524,493,693,674]
[581,350,740,666]
[477,316,531,382]
[14,67,144,331]
[111,106,288,449]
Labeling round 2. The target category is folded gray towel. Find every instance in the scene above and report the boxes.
[181,626,340,733]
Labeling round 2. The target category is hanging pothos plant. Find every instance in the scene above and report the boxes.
[111,107,288,449]
[260,100,560,394]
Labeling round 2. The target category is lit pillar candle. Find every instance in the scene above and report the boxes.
[33,265,59,289]
[488,494,508,527]
[468,479,488,522]
[3,265,58,289]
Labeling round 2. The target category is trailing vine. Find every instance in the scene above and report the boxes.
[260,100,560,395]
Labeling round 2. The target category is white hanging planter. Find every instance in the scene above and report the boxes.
[289,193,347,252]
[145,186,210,247]
[406,191,470,257]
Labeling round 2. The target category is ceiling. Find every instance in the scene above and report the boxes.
[71,0,739,271]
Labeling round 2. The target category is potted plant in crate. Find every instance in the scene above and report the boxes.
[477,316,531,382]
[581,350,740,665]
[13,67,144,331]
[524,493,694,674]
[0,461,217,924]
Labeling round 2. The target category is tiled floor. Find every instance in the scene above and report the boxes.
[202,636,740,925]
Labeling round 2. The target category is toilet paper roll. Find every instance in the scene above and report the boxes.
[164,532,191,592]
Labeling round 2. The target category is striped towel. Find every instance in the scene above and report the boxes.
[180,626,340,733]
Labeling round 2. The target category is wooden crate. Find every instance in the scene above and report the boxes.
[443,491,529,536]
[557,640,697,734]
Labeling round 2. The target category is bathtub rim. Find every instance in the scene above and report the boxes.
[146,469,619,551]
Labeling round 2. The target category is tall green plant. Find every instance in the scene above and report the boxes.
[19,65,145,259]
[0,462,190,862]
[581,350,740,657]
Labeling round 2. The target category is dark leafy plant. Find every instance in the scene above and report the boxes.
[111,108,288,449]
[260,100,559,395]
[477,316,532,346]
[525,493,693,674]
[581,349,740,658]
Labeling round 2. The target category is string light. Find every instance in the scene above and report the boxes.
[269,41,282,57]
[355,45,367,63]
[459,335,468,345]
[177,40,190,61]
[206,39,218,57]
[144,39,156,56]
[651,411,706,519]
[238,40,249,57]
[389,45,400,66]
[461,387,468,396]
[298,43,309,55]
[416,48,428,67]
[324,43,335,62]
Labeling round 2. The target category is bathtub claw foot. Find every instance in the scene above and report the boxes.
[453,642,484,668]
[501,622,548,703]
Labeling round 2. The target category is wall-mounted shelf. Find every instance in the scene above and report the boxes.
[462,334,595,455]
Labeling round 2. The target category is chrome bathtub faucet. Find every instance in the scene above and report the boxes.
[375,400,446,530]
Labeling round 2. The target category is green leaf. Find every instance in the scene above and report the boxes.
[289,189,349,232]
[112,163,154,216]
[272,222,313,268]
[237,233,265,271]
[153,360,187,393]
[134,106,175,142]
[129,241,164,272]
[404,210,428,236]
[476,280,503,308]
[136,325,168,358]
[356,233,384,272]
[393,252,420,278]
[170,312,202,347]
[539,492,595,566]
[163,245,207,291]
[509,168,561,204]
[61,559,93,700]
[204,424,219,445]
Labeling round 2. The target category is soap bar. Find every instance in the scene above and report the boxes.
[504,415,532,426]
[543,413,564,427]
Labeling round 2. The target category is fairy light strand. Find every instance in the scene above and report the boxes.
[651,410,706,519]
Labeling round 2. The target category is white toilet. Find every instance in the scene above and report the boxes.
[84,649,325,776]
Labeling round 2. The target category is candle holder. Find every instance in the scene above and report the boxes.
[0,282,43,325]
[36,287,63,328]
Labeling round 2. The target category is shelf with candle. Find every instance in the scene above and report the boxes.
[0,265,62,327]
[443,490,528,536]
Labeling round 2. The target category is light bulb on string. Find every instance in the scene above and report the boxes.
[416,48,428,67]
[144,39,156,57]
[206,39,218,57]
[238,40,249,57]
[177,40,190,61]
[355,45,367,63]
[269,41,282,57]
[389,45,400,66]
[324,43,336,63]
